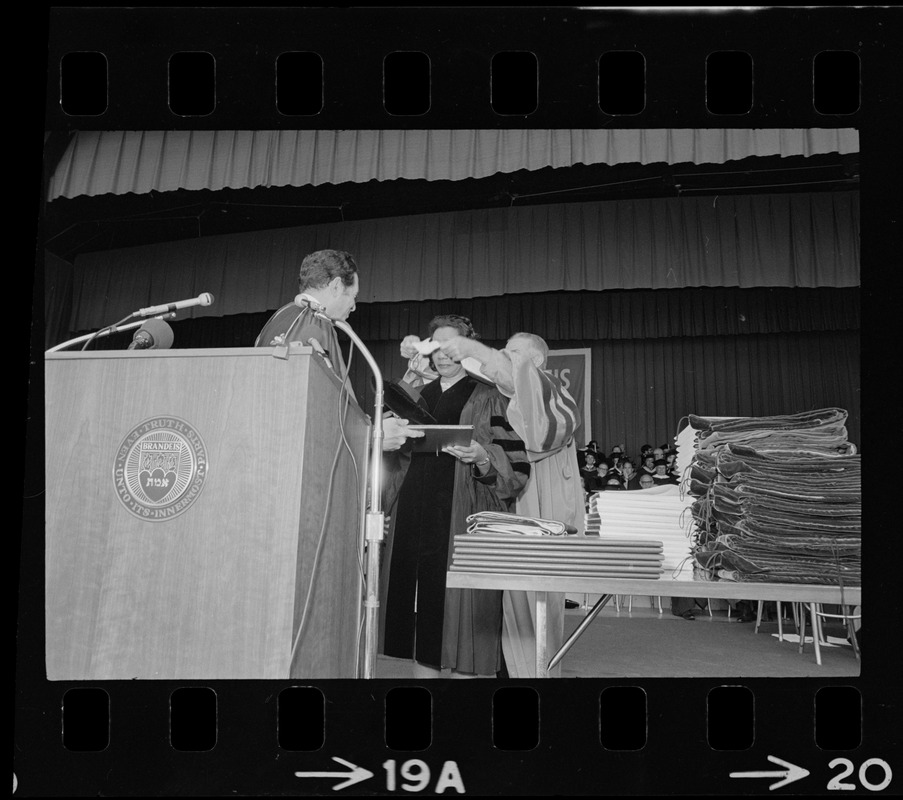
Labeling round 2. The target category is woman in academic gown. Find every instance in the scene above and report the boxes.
[380,315,529,678]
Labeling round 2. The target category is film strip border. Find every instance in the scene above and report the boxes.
[18,681,897,795]
[42,6,893,129]
[23,5,901,797]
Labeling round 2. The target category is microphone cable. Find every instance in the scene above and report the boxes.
[80,313,133,351]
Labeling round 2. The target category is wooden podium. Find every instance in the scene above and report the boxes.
[45,346,370,680]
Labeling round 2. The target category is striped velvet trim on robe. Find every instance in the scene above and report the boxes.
[483,349,581,461]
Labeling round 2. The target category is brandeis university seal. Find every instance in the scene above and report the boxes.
[113,416,208,521]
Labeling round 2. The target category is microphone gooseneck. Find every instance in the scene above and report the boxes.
[135,292,214,318]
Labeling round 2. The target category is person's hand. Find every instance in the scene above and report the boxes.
[382,415,425,452]
[405,353,439,381]
[436,335,479,363]
[400,335,423,359]
[443,439,490,465]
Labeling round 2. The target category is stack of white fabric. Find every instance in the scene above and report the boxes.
[586,485,696,579]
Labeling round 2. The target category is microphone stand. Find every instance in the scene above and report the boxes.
[45,314,176,353]
[315,313,384,680]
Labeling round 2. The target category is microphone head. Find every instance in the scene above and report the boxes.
[139,318,175,350]
[198,292,214,307]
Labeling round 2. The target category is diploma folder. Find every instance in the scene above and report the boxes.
[409,424,474,453]
[383,381,473,453]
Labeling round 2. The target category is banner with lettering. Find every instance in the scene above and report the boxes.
[546,348,591,447]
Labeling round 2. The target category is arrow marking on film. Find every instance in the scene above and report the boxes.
[295,757,374,791]
[730,755,810,790]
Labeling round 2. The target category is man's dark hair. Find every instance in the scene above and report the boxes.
[427,314,478,339]
[298,249,358,291]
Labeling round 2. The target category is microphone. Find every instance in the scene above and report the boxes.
[294,293,334,319]
[135,292,214,318]
[306,335,336,372]
[127,318,174,350]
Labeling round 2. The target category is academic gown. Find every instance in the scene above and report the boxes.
[581,469,603,493]
[255,300,347,377]
[480,349,585,678]
[622,475,642,491]
[379,376,529,675]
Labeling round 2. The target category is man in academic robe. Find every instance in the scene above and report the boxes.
[620,459,642,490]
[255,248,421,451]
[422,331,585,678]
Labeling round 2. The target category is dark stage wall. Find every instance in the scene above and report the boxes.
[70,287,860,453]
[344,330,861,455]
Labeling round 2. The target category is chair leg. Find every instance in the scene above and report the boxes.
[754,600,764,634]
[810,603,823,666]
[798,606,807,655]
[627,595,633,612]
[777,601,784,641]
[656,596,663,614]
[845,606,861,661]
[814,604,828,645]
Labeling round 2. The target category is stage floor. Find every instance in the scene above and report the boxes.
[376,602,860,679]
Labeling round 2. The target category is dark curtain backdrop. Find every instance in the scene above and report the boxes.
[68,190,859,330]
[77,286,860,450]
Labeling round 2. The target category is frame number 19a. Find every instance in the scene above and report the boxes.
[382,759,465,794]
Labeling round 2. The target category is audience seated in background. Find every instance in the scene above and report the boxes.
[574,439,686,488]
[602,476,624,491]
[619,459,641,490]
[652,459,678,485]
[638,474,655,490]
[577,439,600,468]
[580,452,603,493]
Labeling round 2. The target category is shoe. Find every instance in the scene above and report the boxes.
[565,600,579,609]
[673,610,695,621]
[736,611,756,623]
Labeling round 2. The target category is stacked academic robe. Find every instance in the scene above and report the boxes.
[678,408,861,587]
